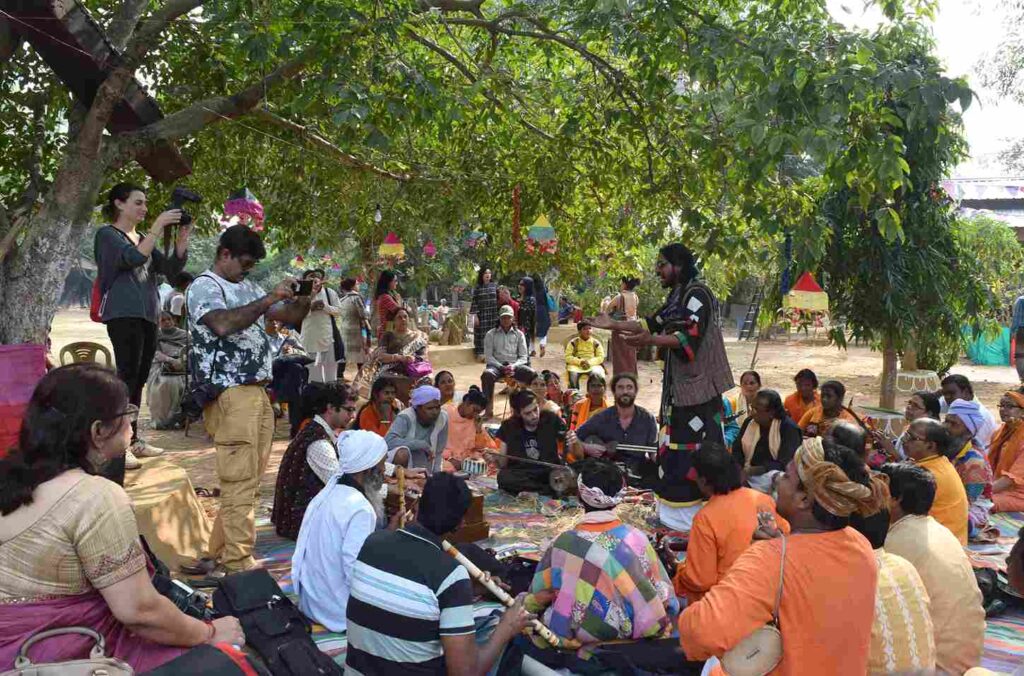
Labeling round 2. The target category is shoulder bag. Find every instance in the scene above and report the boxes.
[720,534,786,676]
[1,627,133,676]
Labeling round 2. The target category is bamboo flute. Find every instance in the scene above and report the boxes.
[397,466,407,528]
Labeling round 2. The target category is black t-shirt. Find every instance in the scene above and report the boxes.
[497,412,564,475]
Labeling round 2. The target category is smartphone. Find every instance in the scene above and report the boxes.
[293,279,314,296]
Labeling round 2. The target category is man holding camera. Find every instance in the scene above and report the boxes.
[185,225,316,576]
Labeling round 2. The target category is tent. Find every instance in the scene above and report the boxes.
[782,272,829,311]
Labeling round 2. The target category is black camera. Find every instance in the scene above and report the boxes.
[167,186,202,226]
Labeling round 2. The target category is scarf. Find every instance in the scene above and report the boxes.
[740,418,782,467]
[796,437,888,518]
[577,475,625,509]
[989,391,1024,476]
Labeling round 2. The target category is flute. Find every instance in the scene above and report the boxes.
[397,466,407,528]
[441,540,582,651]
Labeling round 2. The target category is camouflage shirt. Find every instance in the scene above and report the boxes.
[187,271,271,388]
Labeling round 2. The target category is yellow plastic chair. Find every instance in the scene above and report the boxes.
[59,341,113,366]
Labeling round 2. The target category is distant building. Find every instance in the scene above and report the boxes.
[942,177,1024,242]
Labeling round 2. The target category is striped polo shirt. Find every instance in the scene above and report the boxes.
[345,523,475,675]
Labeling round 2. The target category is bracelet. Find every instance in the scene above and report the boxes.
[203,618,215,642]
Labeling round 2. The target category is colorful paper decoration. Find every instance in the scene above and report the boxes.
[378,232,405,259]
[464,231,487,249]
[223,187,265,231]
[423,240,437,258]
[526,214,557,254]
[782,272,829,312]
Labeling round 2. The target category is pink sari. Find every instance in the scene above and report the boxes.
[0,591,185,671]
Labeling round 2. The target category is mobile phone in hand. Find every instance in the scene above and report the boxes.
[293,279,314,296]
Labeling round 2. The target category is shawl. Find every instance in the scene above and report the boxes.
[740,418,782,467]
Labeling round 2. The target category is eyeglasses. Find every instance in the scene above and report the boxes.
[903,429,924,442]
[106,404,139,425]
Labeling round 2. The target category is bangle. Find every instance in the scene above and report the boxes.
[203,619,215,643]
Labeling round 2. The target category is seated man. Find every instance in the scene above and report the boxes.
[346,473,533,675]
[944,398,995,539]
[442,387,497,472]
[732,389,803,494]
[672,442,789,604]
[797,379,857,437]
[147,311,188,430]
[845,482,935,676]
[525,460,678,645]
[783,368,820,424]
[881,463,985,675]
[385,384,449,473]
[292,430,403,632]
[564,320,606,388]
[495,390,566,496]
[680,438,886,675]
[903,418,969,544]
[357,376,401,437]
[940,374,997,451]
[481,305,530,418]
[271,382,356,539]
[571,372,658,485]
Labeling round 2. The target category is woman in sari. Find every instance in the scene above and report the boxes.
[989,388,1024,513]
[435,370,457,405]
[371,270,402,342]
[569,373,609,431]
[528,370,563,418]
[360,308,429,404]
[606,277,641,376]
[728,370,762,430]
[0,364,243,672]
[470,266,498,358]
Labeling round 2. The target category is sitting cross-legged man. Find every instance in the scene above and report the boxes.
[495,390,567,496]
[385,385,449,473]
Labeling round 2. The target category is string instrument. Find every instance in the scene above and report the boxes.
[441,540,582,651]
[396,466,407,528]
[483,451,577,496]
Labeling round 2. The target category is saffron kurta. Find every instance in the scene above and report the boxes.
[673,487,790,604]
[914,453,970,545]
[868,549,935,676]
[441,401,497,471]
[797,404,857,437]
[783,391,820,425]
[988,420,1024,512]
[679,528,877,676]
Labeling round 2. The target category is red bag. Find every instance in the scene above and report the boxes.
[89,278,103,323]
[0,344,46,458]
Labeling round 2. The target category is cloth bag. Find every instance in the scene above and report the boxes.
[405,358,433,379]
[1,627,133,676]
[720,535,786,676]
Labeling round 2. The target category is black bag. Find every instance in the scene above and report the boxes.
[212,569,341,676]
[143,643,270,675]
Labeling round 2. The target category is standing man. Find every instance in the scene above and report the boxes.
[185,224,315,577]
[480,305,529,418]
[385,384,449,473]
[1014,292,1024,383]
[590,243,734,531]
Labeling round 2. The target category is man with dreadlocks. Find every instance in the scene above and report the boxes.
[591,243,734,530]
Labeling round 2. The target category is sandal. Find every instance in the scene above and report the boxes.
[194,487,221,498]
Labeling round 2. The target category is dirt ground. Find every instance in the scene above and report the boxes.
[50,307,1020,503]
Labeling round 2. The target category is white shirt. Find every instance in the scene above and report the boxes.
[292,481,376,632]
[301,287,341,353]
[307,416,340,484]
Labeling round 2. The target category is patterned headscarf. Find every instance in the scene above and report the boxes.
[795,438,887,518]
[576,475,625,509]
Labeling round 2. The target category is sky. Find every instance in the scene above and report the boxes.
[826,0,1022,177]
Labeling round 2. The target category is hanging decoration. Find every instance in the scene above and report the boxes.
[378,232,406,263]
[526,213,557,254]
[464,231,487,249]
[779,271,830,333]
[423,240,437,258]
[288,253,343,274]
[512,184,521,248]
[222,187,265,231]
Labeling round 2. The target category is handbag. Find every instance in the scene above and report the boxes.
[405,358,433,379]
[720,535,786,676]
[1,627,133,676]
[182,274,227,421]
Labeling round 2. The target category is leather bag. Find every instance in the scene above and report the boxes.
[1,627,133,676]
[720,535,786,676]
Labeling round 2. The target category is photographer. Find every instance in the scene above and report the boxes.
[94,182,191,481]
[184,225,315,578]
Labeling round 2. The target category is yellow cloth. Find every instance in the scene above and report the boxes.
[885,515,985,675]
[914,454,970,545]
[869,549,935,675]
[565,335,605,372]
[739,418,781,467]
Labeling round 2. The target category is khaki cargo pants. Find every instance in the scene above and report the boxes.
[204,384,275,571]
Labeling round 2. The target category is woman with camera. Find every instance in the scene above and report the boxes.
[0,364,243,672]
[94,182,191,479]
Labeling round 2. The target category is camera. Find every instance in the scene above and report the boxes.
[167,186,202,226]
[293,279,314,296]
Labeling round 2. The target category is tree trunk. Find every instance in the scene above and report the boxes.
[880,336,898,409]
[902,334,918,371]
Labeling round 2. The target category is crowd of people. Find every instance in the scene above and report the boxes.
[4,193,1024,675]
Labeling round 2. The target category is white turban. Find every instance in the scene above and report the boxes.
[337,430,388,475]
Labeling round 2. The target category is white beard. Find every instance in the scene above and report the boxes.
[363,469,386,521]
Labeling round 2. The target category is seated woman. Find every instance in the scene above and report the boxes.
[568,372,608,432]
[442,387,497,472]
[784,368,820,423]
[797,379,856,437]
[542,370,575,420]
[526,460,677,646]
[360,308,429,404]
[728,370,762,430]
[672,442,789,604]
[435,370,458,405]
[732,389,803,493]
[990,388,1024,513]
[0,364,242,671]
[356,377,401,436]
[147,311,188,430]
[529,369,563,418]
[495,390,567,495]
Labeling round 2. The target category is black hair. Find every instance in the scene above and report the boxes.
[542,370,560,385]
[586,373,606,389]
[658,243,699,281]
[0,364,129,515]
[303,269,325,280]
[610,372,638,391]
[692,441,742,495]
[941,374,973,398]
[340,277,358,292]
[217,224,267,261]
[510,389,538,414]
[577,459,625,511]
[820,380,846,401]
[880,462,936,515]
[103,182,145,221]
[794,369,819,388]
[463,387,488,408]
[828,420,867,457]
[621,277,640,290]
[374,270,397,299]
[434,370,455,387]
[576,320,591,332]
[174,271,194,289]
[911,417,950,457]
[755,389,786,420]
[476,265,492,288]
[532,274,548,306]
[418,472,472,535]
[370,376,398,400]
[802,441,869,530]
[740,370,762,387]
[519,276,534,297]
[911,390,941,420]
[301,382,352,419]
[850,510,891,549]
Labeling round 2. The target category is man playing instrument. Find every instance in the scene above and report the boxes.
[495,390,567,496]
[589,243,735,531]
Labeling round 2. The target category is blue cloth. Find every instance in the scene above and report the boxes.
[721,397,740,446]
[1013,296,1024,332]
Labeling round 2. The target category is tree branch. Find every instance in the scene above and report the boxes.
[106,0,150,52]
[123,0,205,64]
[418,0,485,17]
[252,109,415,182]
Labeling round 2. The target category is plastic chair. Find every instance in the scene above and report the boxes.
[59,341,112,366]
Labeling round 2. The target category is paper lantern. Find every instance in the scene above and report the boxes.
[223,187,265,231]
[423,240,437,258]
[526,214,557,254]
[378,232,405,258]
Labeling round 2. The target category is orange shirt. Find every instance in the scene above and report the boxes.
[673,488,790,604]
[783,391,820,424]
[569,397,608,432]
[680,528,877,676]
[915,454,969,545]
[797,404,856,436]
[442,402,497,469]
[357,402,394,437]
